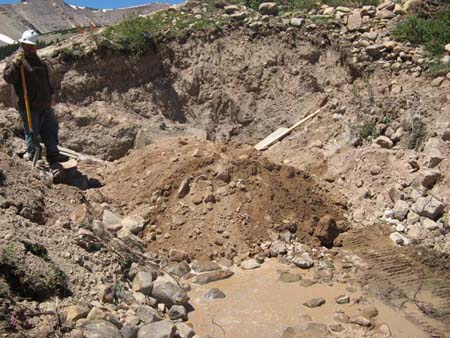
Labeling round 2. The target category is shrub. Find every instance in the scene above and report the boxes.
[358,121,378,139]
[392,9,450,57]
[245,0,380,12]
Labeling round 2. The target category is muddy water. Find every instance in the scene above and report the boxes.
[189,259,429,338]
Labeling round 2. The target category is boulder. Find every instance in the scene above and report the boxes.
[390,232,410,245]
[421,170,441,189]
[138,320,176,338]
[204,288,226,300]
[412,196,444,220]
[347,11,362,31]
[269,240,287,256]
[258,2,277,15]
[374,136,393,149]
[391,200,409,221]
[121,325,139,338]
[192,270,234,285]
[102,209,122,226]
[169,249,190,263]
[349,316,371,327]
[191,260,221,273]
[443,129,450,141]
[136,305,162,323]
[303,298,326,308]
[241,259,261,270]
[422,218,440,231]
[366,44,385,59]
[335,295,350,305]
[177,178,191,198]
[168,305,187,321]
[122,216,145,235]
[224,5,239,14]
[432,77,445,87]
[82,320,122,338]
[64,305,89,323]
[151,275,189,306]
[279,272,301,283]
[175,322,195,338]
[314,215,339,247]
[290,18,304,27]
[166,262,191,278]
[281,323,329,338]
[132,271,156,295]
[292,254,314,269]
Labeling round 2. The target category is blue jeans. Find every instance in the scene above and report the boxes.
[19,108,59,158]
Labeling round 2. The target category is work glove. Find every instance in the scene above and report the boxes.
[13,52,25,66]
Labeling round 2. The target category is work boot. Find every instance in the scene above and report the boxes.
[46,152,70,164]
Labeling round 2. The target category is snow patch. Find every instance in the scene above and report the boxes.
[0,33,17,45]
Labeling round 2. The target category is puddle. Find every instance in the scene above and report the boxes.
[189,259,429,338]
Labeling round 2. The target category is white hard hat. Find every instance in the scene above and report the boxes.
[19,29,39,45]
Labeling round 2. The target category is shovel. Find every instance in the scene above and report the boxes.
[20,64,41,166]
[254,100,327,151]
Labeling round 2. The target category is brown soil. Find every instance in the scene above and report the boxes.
[100,137,345,260]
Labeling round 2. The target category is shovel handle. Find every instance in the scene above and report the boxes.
[20,64,33,134]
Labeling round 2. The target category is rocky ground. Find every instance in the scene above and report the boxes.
[1,0,450,337]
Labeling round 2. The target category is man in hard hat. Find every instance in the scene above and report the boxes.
[3,29,68,164]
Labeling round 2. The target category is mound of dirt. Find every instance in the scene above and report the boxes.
[100,137,345,260]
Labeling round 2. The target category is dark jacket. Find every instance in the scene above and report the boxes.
[3,50,53,111]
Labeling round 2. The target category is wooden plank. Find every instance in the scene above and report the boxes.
[254,127,289,151]
[254,107,322,151]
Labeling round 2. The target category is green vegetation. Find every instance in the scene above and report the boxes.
[245,0,379,11]
[392,9,450,57]
[425,60,450,76]
[358,121,378,139]
[403,119,427,150]
[102,10,225,56]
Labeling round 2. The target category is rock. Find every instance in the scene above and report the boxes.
[350,316,371,327]
[168,305,187,321]
[425,149,444,168]
[224,5,239,14]
[290,18,304,27]
[281,323,329,338]
[412,196,444,220]
[335,295,350,304]
[366,44,385,59]
[336,6,351,13]
[169,249,190,263]
[421,170,441,189]
[374,136,394,149]
[292,254,314,269]
[166,262,191,278]
[132,271,156,295]
[64,305,89,323]
[270,240,287,256]
[323,7,336,15]
[121,325,139,338]
[347,11,362,31]
[445,44,450,53]
[443,129,450,141]
[422,218,440,231]
[152,275,189,306]
[431,77,445,87]
[102,209,122,226]
[393,3,405,14]
[82,320,122,338]
[241,258,260,270]
[71,204,92,227]
[87,308,107,321]
[177,178,190,198]
[191,260,221,273]
[138,320,176,338]
[175,322,195,338]
[303,298,326,308]
[230,11,247,20]
[329,324,345,333]
[333,311,350,323]
[370,165,382,175]
[192,270,234,285]
[122,216,145,235]
[390,232,410,245]
[258,2,277,15]
[391,200,409,221]
[136,305,162,323]
[314,215,339,247]
[204,288,226,300]
[279,272,301,283]
[374,323,392,337]
[377,9,395,19]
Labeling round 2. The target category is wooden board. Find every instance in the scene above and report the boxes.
[254,127,289,151]
[254,107,322,151]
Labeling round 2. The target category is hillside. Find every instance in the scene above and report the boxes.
[0,0,168,46]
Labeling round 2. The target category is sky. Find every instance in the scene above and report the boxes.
[0,0,182,8]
